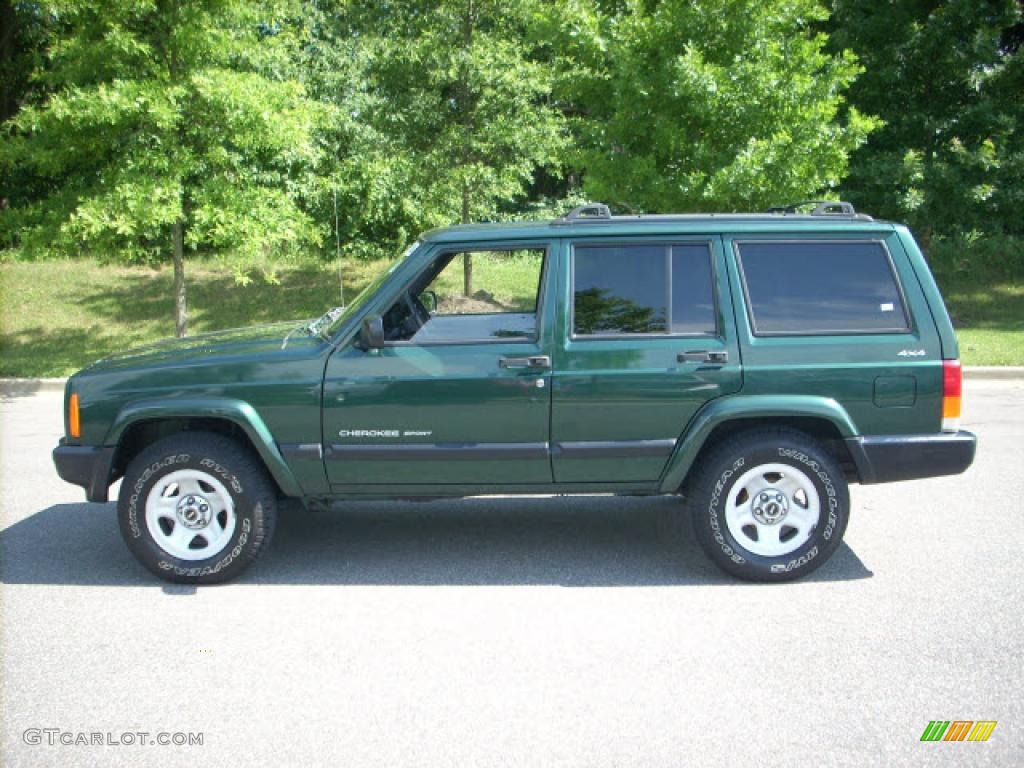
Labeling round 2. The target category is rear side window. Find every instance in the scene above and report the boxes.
[572,243,716,336]
[735,241,909,335]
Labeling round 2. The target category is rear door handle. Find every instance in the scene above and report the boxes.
[677,350,729,364]
[499,355,551,369]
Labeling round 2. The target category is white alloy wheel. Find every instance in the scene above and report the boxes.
[144,469,237,561]
[724,462,820,557]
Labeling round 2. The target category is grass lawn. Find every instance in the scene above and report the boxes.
[937,277,1024,366]
[1,255,1021,377]
[0,253,546,377]
[427,249,543,311]
[0,257,387,378]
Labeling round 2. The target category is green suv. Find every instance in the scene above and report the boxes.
[52,202,976,583]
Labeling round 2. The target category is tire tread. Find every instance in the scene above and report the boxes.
[117,431,277,584]
[688,427,849,582]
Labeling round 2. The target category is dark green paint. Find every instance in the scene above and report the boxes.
[657,394,858,493]
[58,213,965,503]
[105,397,304,497]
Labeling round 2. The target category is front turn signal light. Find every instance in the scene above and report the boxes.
[941,359,961,432]
[69,392,81,438]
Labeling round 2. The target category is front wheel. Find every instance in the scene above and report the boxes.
[689,429,850,582]
[118,432,277,584]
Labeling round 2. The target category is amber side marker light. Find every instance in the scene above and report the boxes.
[68,392,81,438]
[942,359,962,432]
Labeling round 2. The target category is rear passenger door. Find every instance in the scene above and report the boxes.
[550,237,742,483]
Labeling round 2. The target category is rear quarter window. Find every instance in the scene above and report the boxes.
[735,240,910,335]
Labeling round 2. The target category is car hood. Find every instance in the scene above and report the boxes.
[82,320,325,373]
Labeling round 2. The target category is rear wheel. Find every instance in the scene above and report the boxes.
[689,429,849,582]
[118,432,277,584]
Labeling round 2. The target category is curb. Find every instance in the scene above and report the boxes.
[963,366,1024,380]
[0,378,66,395]
[3,366,1023,395]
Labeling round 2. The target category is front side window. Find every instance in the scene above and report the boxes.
[572,243,716,336]
[736,241,909,335]
[382,247,545,343]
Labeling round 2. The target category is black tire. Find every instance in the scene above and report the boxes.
[688,428,849,582]
[117,432,277,584]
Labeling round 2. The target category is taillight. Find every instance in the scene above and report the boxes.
[942,359,961,432]
[68,392,81,438]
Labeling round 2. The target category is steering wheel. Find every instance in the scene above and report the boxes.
[401,291,431,335]
[412,292,433,325]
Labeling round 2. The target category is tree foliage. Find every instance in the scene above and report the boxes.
[0,0,326,334]
[832,0,1024,239]
[3,0,1021,335]
[362,1,567,224]
[1,1,52,123]
[303,1,569,291]
[544,0,878,212]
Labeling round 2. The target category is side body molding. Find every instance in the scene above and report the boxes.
[658,395,859,493]
[104,397,303,497]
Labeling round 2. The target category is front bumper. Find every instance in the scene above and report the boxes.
[845,430,976,484]
[52,440,116,502]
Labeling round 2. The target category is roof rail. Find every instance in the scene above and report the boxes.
[555,203,612,224]
[766,200,859,216]
[545,199,874,226]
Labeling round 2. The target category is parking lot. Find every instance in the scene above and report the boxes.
[2,380,1021,767]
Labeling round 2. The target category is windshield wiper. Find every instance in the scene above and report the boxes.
[281,306,345,349]
[305,306,345,338]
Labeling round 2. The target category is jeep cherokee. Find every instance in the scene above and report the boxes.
[53,202,977,583]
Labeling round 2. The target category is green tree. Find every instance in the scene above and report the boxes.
[1,1,63,223]
[831,0,1023,240]
[0,0,324,335]
[1,1,54,123]
[334,0,569,293]
[544,0,877,212]
[297,0,414,267]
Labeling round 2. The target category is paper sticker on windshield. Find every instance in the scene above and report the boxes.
[880,302,895,312]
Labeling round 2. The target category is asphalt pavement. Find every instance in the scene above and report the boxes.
[2,381,1022,767]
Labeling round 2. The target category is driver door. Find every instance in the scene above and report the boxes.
[323,241,556,488]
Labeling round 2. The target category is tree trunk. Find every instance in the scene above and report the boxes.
[172,219,187,337]
[462,253,473,297]
[462,183,472,296]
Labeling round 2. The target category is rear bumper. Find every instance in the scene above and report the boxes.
[845,431,976,484]
[52,440,115,502]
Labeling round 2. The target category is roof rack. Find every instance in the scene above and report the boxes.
[548,199,873,226]
[765,200,858,216]
[556,203,612,223]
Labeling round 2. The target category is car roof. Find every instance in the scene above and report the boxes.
[420,213,898,244]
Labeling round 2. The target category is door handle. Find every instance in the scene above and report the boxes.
[499,355,551,369]
[677,350,729,364]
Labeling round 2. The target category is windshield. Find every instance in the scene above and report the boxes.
[325,241,420,337]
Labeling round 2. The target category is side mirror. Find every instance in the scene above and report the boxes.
[359,314,384,349]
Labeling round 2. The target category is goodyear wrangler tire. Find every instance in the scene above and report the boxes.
[689,429,849,582]
[117,432,277,584]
